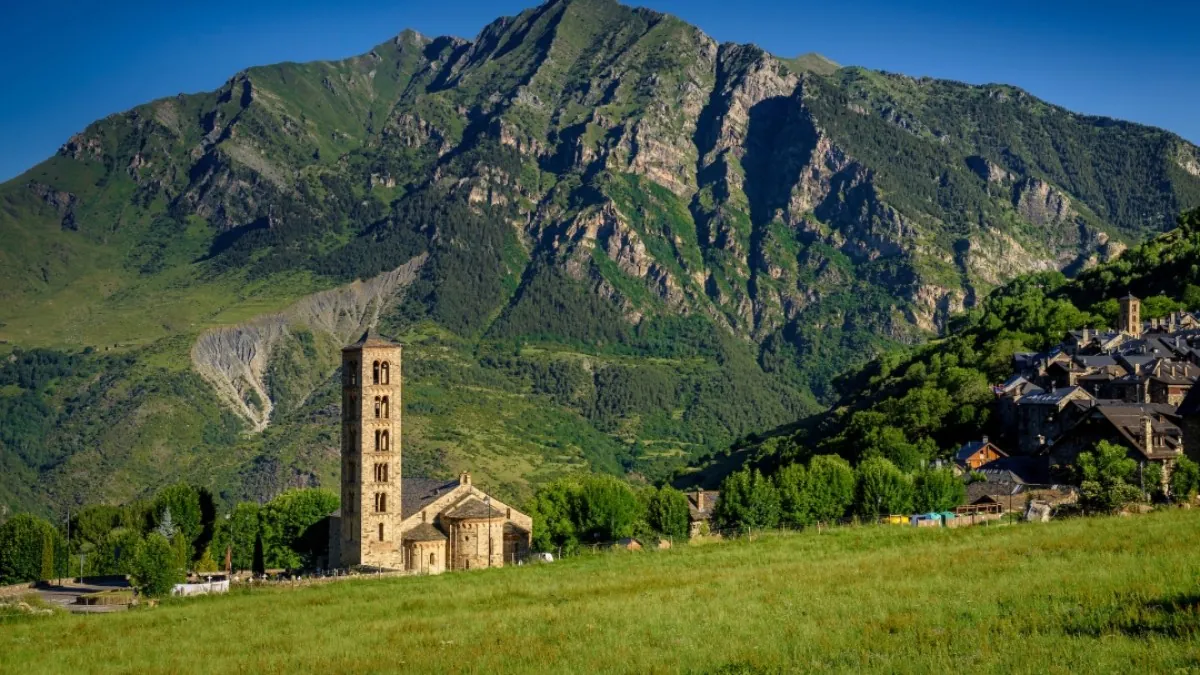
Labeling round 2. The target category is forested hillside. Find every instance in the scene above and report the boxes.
[705,207,1200,480]
[3,0,1200,516]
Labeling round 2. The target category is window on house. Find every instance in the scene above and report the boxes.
[429,552,435,566]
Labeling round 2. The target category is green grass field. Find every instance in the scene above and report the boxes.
[4,510,1200,673]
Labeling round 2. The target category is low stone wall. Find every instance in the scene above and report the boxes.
[0,582,37,598]
[944,513,1003,528]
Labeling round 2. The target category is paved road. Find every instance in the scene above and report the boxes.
[35,579,132,614]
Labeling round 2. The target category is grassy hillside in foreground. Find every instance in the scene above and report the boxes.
[5,510,1200,673]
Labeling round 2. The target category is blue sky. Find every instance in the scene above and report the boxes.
[1,0,1198,182]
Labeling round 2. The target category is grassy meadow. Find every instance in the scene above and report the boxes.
[4,509,1200,673]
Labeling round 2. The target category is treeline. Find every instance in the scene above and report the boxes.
[527,476,691,554]
[0,484,337,596]
[711,457,964,531]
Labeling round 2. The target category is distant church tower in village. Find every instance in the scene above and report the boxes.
[331,328,532,573]
[339,329,403,568]
[1119,293,1142,337]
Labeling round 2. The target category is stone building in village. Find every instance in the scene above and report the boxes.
[327,329,532,573]
[988,294,1200,494]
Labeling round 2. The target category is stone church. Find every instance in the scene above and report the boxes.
[327,329,531,573]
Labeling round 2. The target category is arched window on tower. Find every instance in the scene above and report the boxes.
[381,396,389,419]
[346,394,357,420]
[378,523,385,541]
[375,493,387,513]
[374,429,382,452]
[374,396,382,419]
[372,361,381,385]
[381,430,389,452]
[381,361,390,385]
[347,361,358,385]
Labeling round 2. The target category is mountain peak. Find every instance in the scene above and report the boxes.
[782,52,841,76]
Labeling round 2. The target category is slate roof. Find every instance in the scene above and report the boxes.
[954,440,1006,463]
[401,477,461,519]
[344,327,400,350]
[1017,386,1090,407]
[403,523,448,542]
[975,456,1051,484]
[444,498,506,520]
[686,491,720,520]
[1074,354,1116,369]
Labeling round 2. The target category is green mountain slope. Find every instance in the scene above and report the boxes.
[705,207,1200,480]
[2,0,1200,515]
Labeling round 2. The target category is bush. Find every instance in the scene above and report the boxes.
[714,469,781,530]
[1076,441,1141,513]
[645,487,690,539]
[575,476,643,543]
[131,533,184,598]
[1171,457,1200,501]
[0,514,67,584]
[855,457,913,519]
[805,455,856,523]
[913,468,966,513]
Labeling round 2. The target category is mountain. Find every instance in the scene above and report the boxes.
[2,0,1200,515]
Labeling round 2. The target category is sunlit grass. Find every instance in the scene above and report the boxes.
[4,509,1200,673]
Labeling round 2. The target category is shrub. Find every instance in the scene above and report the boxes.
[0,514,67,584]
[646,486,690,539]
[855,457,913,519]
[805,455,856,523]
[913,468,966,513]
[131,533,184,598]
[714,469,781,530]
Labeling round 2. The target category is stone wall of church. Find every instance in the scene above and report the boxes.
[450,519,506,570]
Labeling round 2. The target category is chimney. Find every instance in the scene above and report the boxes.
[459,471,471,486]
[1081,327,1090,345]
[1143,416,1154,453]
[982,435,989,445]
[696,490,705,512]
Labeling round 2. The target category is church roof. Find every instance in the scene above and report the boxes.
[403,523,448,542]
[401,477,461,519]
[344,327,400,350]
[444,498,506,520]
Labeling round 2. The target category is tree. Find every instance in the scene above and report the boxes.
[913,468,966,513]
[855,457,913,519]
[527,479,581,554]
[152,483,202,558]
[70,505,122,552]
[94,528,143,576]
[1076,441,1141,513]
[132,532,184,598]
[575,475,642,543]
[645,486,689,539]
[223,502,261,572]
[1171,456,1200,501]
[806,455,856,523]
[774,463,812,528]
[259,489,339,570]
[713,469,781,530]
[0,514,66,584]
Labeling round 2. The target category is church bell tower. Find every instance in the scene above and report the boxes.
[340,328,403,568]
[1119,293,1142,337]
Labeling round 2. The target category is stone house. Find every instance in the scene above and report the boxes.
[686,490,719,537]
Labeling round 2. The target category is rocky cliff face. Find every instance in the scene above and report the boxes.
[3,0,1200,511]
